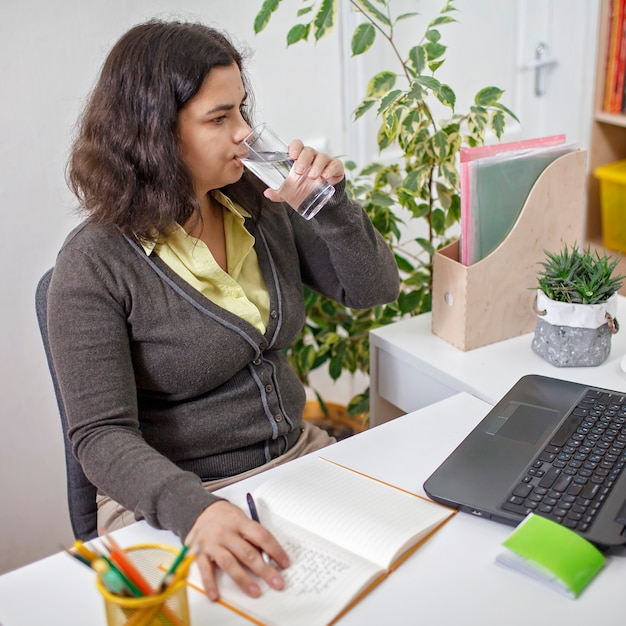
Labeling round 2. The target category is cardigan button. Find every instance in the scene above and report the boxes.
[265,384,273,393]
[270,309,278,319]
[252,358,262,366]
[259,341,268,350]
[274,413,283,422]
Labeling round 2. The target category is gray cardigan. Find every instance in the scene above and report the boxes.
[47,182,400,539]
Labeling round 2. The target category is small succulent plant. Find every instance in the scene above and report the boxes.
[537,244,624,305]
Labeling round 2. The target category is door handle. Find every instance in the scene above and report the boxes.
[523,42,558,97]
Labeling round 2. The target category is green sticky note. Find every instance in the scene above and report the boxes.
[496,513,606,598]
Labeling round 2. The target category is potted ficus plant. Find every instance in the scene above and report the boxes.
[253,0,517,427]
[532,243,624,367]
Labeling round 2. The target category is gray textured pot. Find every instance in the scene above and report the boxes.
[531,291,619,367]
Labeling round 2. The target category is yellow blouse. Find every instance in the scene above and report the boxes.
[144,191,269,334]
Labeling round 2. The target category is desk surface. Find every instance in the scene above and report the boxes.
[370,295,626,423]
[1,394,624,626]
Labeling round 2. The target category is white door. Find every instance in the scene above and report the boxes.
[513,0,600,148]
[342,0,600,164]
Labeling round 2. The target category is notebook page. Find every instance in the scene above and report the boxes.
[188,511,382,626]
[253,458,452,569]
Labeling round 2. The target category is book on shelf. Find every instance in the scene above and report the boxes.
[604,0,626,113]
[603,0,622,111]
[186,457,455,626]
[612,0,626,112]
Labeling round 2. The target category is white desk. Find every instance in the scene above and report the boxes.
[370,295,626,425]
[1,393,624,626]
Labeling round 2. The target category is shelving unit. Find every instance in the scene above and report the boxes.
[588,0,626,294]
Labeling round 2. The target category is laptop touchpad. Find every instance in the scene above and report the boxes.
[485,402,558,445]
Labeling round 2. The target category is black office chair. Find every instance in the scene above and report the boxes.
[35,268,98,541]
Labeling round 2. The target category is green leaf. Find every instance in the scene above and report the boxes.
[491,109,506,139]
[429,15,457,26]
[354,97,377,120]
[407,81,426,101]
[408,45,427,75]
[436,180,452,209]
[424,41,446,61]
[297,344,317,374]
[360,162,385,176]
[468,105,489,135]
[355,0,392,26]
[398,290,423,314]
[297,6,314,17]
[369,190,395,207]
[431,207,446,233]
[351,22,376,55]
[492,101,520,123]
[402,168,426,194]
[287,23,310,46]
[347,393,369,417]
[435,83,455,109]
[377,111,398,150]
[254,0,280,34]
[367,71,397,97]
[428,60,445,72]
[430,130,450,160]
[425,29,441,43]
[439,161,459,187]
[313,0,337,41]
[446,193,461,224]
[400,108,424,133]
[416,237,435,256]
[396,12,420,23]
[474,86,505,106]
[394,253,415,272]
[377,89,403,113]
[413,75,440,91]
[329,348,344,380]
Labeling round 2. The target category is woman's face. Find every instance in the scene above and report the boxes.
[178,63,251,198]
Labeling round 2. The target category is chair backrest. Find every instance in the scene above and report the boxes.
[35,268,98,541]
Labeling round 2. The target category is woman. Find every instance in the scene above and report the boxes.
[48,20,400,600]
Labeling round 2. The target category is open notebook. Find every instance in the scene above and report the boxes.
[185,457,454,626]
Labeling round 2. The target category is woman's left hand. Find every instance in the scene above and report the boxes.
[185,500,289,601]
[263,139,344,203]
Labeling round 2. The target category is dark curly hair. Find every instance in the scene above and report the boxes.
[67,20,266,240]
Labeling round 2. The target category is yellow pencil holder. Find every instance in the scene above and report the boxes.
[96,543,192,626]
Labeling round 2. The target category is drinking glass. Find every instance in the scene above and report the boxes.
[241,124,335,219]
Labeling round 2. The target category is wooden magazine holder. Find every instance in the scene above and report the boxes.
[431,149,587,351]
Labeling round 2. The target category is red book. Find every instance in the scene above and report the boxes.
[604,0,623,111]
[611,0,626,112]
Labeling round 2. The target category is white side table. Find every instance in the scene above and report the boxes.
[369,295,626,426]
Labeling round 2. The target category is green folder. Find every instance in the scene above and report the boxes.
[496,513,606,598]
[465,144,576,265]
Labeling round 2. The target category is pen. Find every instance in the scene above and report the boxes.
[246,492,261,523]
[72,539,100,564]
[62,546,91,568]
[158,544,189,591]
[246,492,271,565]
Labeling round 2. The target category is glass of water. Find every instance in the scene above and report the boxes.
[241,124,335,219]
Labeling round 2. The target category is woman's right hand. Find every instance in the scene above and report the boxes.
[184,500,290,600]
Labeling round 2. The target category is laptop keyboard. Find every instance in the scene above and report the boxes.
[502,388,626,533]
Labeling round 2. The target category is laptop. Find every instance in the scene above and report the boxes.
[423,374,626,549]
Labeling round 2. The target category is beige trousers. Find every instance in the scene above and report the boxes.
[97,422,335,533]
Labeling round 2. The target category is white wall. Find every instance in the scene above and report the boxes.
[0,0,346,575]
[0,0,598,575]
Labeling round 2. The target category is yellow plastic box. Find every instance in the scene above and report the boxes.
[594,160,626,253]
